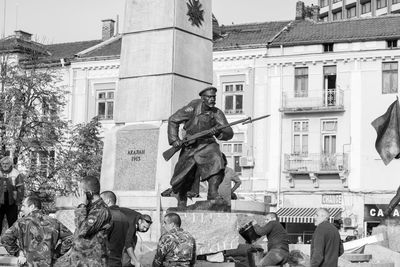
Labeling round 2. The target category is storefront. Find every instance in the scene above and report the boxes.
[278,193,344,243]
[364,204,399,235]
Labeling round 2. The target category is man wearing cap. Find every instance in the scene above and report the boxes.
[0,156,24,234]
[168,86,234,208]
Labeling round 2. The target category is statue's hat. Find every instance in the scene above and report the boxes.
[199,86,217,96]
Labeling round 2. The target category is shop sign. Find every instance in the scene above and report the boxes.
[321,194,342,205]
[364,204,400,221]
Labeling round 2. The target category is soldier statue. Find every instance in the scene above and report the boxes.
[167,86,233,208]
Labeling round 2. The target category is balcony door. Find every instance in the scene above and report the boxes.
[321,120,337,170]
[323,66,337,106]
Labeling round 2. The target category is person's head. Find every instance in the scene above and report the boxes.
[199,86,217,108]
[163,212,181,232]
[79,175,100,196]
[314,208,330,226]
[100,191,117,207]
[21,196,41,216]
[0,156,13,172]
[265,212,278,224]
[137,214,152,232]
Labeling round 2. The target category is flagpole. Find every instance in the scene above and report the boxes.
[2,0,6,38]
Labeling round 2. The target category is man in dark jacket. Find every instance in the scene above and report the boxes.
[119,207,152,267]
[311,208,344,267]
[253,212,289,266]
[168,86,233,208]
[101,191,130,267]
[0,156,24,234]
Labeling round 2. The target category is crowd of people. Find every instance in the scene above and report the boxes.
[0,171,197,267]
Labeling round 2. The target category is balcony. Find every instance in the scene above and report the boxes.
[283,153,349,188]
[280,88,344,114]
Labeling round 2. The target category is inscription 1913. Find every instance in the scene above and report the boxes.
[127,149,145,161]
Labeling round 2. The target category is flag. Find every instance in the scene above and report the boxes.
[371,99,400,165]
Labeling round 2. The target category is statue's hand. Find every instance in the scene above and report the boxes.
[172,140,183,148]
[209,127,220,136]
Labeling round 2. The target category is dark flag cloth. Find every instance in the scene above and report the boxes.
[371,99,400,165]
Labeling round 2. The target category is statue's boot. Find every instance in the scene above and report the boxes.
[384,186,400,217]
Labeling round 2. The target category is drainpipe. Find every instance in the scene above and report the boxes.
[277,45,284,209]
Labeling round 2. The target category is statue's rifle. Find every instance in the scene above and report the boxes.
[162,114,270,161]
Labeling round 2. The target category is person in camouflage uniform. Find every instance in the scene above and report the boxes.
[55,176,112,267]
[153,213,196,267]
[0,196,73,266]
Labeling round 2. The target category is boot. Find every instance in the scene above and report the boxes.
[177,192,188,209]
[384,186,400,217]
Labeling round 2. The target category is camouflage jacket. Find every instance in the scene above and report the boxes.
[0,210,73,267]
[152,227,196,267]
[55,198,112,267]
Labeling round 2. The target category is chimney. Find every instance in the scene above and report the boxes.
[308,5,320,22]
[295,1,305,20]
[102,19,115,41]
[14,30,32,41]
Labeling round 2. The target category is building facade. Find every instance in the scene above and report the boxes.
[2,2,400,240]
[318,0,400,21]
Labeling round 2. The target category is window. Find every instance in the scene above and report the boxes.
[323,43,334,52]
[377,0,387,8]
[361,1,371,13]
[393,0,400,4]
[223,82,244,114]
[321,120,337,154]
[294,67,308,97]
[94,82,115,120]
[333,11,342,21]
[333,0,342,3]
[347,6,356,18]
[222,142,243,173]
[387,40,398,49]
[382,62,398,94]
[320,0,329,7]
[293,121,309,155]
[320,15,329,22]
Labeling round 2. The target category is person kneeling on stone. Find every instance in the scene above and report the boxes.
[252,212,289,266]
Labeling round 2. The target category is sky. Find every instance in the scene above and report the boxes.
[0,0,316,44]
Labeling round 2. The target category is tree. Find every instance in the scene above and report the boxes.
[0,52,68,165]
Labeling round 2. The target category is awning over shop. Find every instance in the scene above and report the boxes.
[277,207,342,223]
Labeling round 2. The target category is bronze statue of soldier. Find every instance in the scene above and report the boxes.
[167,86,233,208]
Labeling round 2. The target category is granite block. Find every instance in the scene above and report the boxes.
[170,212,266,255]
[372,224,400,251]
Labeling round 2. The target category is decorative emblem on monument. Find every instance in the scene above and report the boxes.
[186,0,204,27]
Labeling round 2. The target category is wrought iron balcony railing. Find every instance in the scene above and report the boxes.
[280,88,344,113]
[284,153,349,173]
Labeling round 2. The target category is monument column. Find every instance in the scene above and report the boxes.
[101,0,213,208]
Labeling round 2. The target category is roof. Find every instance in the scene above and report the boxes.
[270,14,400,46]
[0,36,49,55]
[44,39,103,61]
[213,21,291,51]
[77,37,122,59]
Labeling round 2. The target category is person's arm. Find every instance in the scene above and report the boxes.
[252,221,273,237]
[0,222,20,256]
[152,235,170,267]
[214,110,234,140]
[310,226,325,267]
[339,238,344,257]
[167,101,195,145]
[230,172,242,193]
[58,222,73,255]
[190,238,196,266]
[14,173,24,206]
[75,203,111,238]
